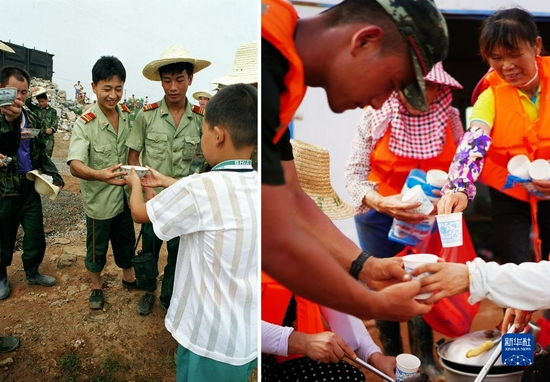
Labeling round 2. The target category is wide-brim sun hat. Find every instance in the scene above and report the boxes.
[26,170,60,200]
[0,40,14,53]
[211,41,257,86]
[192,89,213,101]
[375,0,449,112]
[425,62,462,90]
[291,139,355,220]
[32,87,47,97]
[142,44,211,81]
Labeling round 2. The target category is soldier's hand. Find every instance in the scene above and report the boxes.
[98,164,126,186]
[1,99,23,123]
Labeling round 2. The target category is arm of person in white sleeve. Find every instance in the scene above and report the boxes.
[468,258,550,310]
[320,306,379,360]
[320,306,396,377]
[261,320,294,356]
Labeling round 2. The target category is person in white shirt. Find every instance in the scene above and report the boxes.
[125,83,258,382]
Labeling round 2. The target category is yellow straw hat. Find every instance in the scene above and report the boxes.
[211,41,257,86]
[291,139,355,220]
[192,89,213,101]
[26,170,60,200]
[142,44,211,81]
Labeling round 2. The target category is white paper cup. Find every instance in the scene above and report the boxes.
[402,254,438,299]
[402,184,434,215]
[507,154,531,179]
[396,353,421,382]
[529,159,550,181]
[426,169,448,188]
[436,212,463,247]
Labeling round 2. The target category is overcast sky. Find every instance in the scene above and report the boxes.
[1,0,258,103]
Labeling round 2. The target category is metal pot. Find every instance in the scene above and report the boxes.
[436,329,524,382]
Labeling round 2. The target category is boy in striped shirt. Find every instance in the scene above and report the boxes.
[125,83,258,381]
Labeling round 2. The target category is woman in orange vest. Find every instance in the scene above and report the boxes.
[439,9,550,267]
[437,8,550,366]
[345,62,463,381]
[262,273,396,381]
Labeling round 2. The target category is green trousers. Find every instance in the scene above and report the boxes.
[0,177,46,271]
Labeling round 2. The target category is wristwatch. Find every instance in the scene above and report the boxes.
[349,251,372,279]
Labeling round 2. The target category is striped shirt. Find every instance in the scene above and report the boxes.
[146,170,258,366]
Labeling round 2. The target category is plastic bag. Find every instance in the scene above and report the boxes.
[399,219,480,338]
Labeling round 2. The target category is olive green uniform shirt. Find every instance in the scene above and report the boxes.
[125,97,203,185]
[67,103,130,220]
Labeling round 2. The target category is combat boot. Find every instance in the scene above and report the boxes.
[25,268,56,286]
[408,316,444,382]
[375,319,403,356]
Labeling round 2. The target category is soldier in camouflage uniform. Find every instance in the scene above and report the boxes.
[26,88,58,157]
[0,66,64,300]
[126,45,211,315]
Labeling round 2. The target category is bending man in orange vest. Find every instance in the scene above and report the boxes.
[262,0,449,320]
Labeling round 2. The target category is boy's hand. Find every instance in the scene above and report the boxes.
[140,166,165,189]
[124,168,142,190]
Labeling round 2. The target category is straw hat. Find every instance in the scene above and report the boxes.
[192,89,213,101]
[26,170,60,200]
[32,87,47,97]
[0,40,14,53]
[142,44,211,81]
[291,139,355,220]
[211,41,257,86]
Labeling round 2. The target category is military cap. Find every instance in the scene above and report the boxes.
[376,0,449,111]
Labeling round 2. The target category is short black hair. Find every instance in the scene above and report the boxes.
[36,93,48,101]
[479,8,545,61]
[0,66,30,87]
[158,62,194,78]
[204,84,257,149]
[323,0,403,54]
[91,56,126,84]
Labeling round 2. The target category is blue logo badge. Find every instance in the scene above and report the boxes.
[502,333,534,366]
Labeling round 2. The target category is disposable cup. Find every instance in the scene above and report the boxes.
[402,254,438,299]
[436,212,463,247]
[507,154,531,179]
[426,169,448,188]
[396,353,421,382]
[402,184,434,215]
[529,159,550,181]
[0,87,17,107]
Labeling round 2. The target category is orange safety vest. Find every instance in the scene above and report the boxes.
[479,56,550,202]
[368,121,457,196]
[262,0,307,144]
[474,56,550,261]
[262,272,326,362]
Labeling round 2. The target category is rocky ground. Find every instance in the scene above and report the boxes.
[0,134,180,382]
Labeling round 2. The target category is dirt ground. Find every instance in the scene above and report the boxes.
[0,133,206,381]
[0,132,531,382]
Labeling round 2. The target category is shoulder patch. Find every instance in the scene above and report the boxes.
[121,104,131,113]
[143,102,159,111]
[192,105,205,116]
[80,112,96,123]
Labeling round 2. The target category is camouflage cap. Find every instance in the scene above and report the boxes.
[376,0,449,111]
